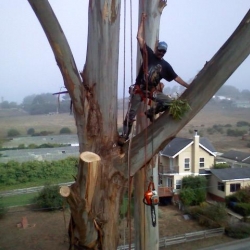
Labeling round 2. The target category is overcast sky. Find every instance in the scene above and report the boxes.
[0,1,249,104]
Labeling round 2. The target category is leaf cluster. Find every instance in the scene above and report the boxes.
[168,98,191,120]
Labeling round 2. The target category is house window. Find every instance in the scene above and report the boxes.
[158,176,163,185]
[230,183,241,192]
[199,158,205,168]
[184,158,190,170]
[218,182,225,192]
[166,178,173,188]
[176,180,182,189]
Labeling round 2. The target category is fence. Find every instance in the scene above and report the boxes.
[117,228,224,249]
[0,182,74,197]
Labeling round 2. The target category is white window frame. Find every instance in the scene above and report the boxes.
[199,157,205,168]
[218,182,225,192]
[176,180,182,189]
[230,183,241,192]
[184,158,190,170]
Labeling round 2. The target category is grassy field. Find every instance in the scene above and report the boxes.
[0,112,77,138]
[0,106,248,249]
[1,104,249,153]
[1,193,37,207]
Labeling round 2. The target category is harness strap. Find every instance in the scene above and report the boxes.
[133,85,156,105]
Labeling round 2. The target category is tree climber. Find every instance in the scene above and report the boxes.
[121,13,189,141]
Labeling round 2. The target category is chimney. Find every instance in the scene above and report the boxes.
[193,130,200,173]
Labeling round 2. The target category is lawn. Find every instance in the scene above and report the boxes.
[1,193,37,207]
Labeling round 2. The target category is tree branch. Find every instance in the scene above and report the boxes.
[123,9,250,176]
[27,0,84,114]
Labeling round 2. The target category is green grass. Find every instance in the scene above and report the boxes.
[1,193,37,207]
[0,177,74,191]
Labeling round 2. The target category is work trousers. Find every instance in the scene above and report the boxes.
[124,91,172,124]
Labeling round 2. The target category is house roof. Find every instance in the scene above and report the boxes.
[210,168,250,181]
[221,150,250,164]
[160,137,216,158]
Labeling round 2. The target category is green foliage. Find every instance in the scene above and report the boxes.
[0,196,8,219]
[236,121,250,127]
[59,127,72,134]
[225,223,250,239]
[212,124,224,134]
[234,203,250,217]
[188,203,228,228]
[207,127,215,135]
[0,157,78,187]
[32,183,64,211]
[180,176,207,206]
[227,128,247,137]
[179,188,195,206]
[207,124,225,135]
[214,163,230,169]
[7,129,20,137]
[169,98,191,120]
[0,143,69,151]
[27,128,35,135]
[33,130,53,136]
[226,186,250,216]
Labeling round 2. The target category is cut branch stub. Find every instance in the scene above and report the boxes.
[80,151,101,213]
[80,151,101,163]
[60,185,70,197]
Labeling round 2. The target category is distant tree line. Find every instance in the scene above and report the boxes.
[1,85,249,114]
[1,93,71,115]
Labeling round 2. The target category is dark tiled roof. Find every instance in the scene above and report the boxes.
[161,137,192,157]
[161,137,216,157]
[221,150,250,164]
[200,138,217,153]
[210,168,250,181]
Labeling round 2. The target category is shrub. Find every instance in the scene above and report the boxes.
[207,127,215,135]
[236,121,250,127]
[27,128,35,135]
[225,223,250,239]
[59,127,72,134]
[234,203,250,217]
[214,163,230,169]
[18,144,25,149]
[33,183,63,211]
[227,129,247,137]
[7,129,20,137]
[180,176,207,206]
[179,188,195,206]
[188,203,227,228]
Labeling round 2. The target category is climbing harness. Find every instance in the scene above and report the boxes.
[143,179,159,227]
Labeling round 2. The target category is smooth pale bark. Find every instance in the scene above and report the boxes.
[28,0,125,249]
[27,0,250,249]
[134,1,167,249]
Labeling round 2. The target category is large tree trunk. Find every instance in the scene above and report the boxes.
[27,0,250,248]
[133,1,166,249]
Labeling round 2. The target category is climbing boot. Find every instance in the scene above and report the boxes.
[118,122,133,146]
[145,103,169,122]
